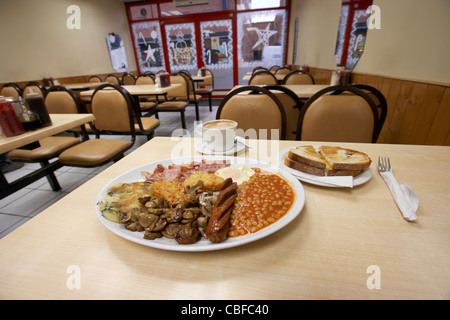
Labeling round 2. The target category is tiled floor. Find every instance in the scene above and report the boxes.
[0,101,220,238]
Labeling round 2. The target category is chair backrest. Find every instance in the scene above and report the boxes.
[252,66,268,74]
[350,83,388,130]
[135,74,155,85]
[122,72,136,85]
[88,75,102,83]
[275,67,291,76]
[248,70,278,85]
[0,83,23,100]
[23,81,47,98]
[269,65,280,73]
[45,86,84,114]
[197,69,214,87]
[104,74,121,85]
[297,85,380,143]
[283,70,315,85]
[90,83,136,142]
[216,86,286,140]
[263,85,304,140]
[167,73,189,100]
[179,71,197,100]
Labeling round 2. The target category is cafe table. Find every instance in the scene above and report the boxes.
[242,74,286,82]
[231,84,329,99]
[0,137,449,300]
[80,83,181,116]
[0,113,95,199]
[63,82,109,91]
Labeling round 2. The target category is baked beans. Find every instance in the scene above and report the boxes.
[228,168,294,237]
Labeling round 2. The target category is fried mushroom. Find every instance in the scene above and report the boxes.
[175,223,200,244]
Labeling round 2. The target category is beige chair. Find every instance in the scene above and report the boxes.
[282,70,315,85]
[296,85,381,143]
[248,70,278,85]
[216,86,286,140]
[88,75,102,83]
[58,84,138,168]
[178,71,201,121]
[350,83,388,130]
[195,69,214,112]
[122,72,136,85]
[134,74,158,115]
[252,66,269,74]
[22,81,47,98]
[104,74,121,85]
[1,83,23,100]
[263,85,305,140]
[156,73,189,129]
[269,65,280,73]
[274,67,291,76]
[8,86,84,190]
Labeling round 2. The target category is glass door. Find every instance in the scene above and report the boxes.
[131,20,166,74]
[199,19,234,90]
[237,9,288,84]
[164,22,198,75]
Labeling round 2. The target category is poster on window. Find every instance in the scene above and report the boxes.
[106,33,127,72]
[200,20,233,69]
[165,23,197,72]
[131,21,166,74]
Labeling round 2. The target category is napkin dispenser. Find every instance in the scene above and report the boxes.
[156,72,171,88]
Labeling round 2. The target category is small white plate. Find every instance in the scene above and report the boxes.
[278,147,373,187]
[195,136,246,155]
[95,156,305,252]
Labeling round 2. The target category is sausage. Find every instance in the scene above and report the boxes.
[206,178,237,243]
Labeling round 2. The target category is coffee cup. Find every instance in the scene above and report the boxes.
[198,119,237,152]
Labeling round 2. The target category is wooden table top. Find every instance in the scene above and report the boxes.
[232,84,329,98]
[1,137,449,299]
[80,83,181,97]
[63,82,109,90]
[0,113,95,153]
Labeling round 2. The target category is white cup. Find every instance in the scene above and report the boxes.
[198,119,237,152]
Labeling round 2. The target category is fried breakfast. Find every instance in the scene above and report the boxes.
[284,145,371,177]
[98,161,295,245]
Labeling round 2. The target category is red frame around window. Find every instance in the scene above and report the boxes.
[125,0,291,88]
[339,0,372,67]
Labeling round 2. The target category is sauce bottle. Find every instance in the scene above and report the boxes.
[25,93,52,127]
[0,98,25,137]
[13,98,42,131]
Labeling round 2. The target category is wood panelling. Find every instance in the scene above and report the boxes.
[309,67,450,146]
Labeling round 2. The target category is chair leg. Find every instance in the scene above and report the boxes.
[194,101,199,121]
[208,94,212,112]
[180,110,186,129]
[40,160,61,191]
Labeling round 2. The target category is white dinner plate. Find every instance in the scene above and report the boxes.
[195,136,246,155]
[95,156,305,252]
[278,147,372,187]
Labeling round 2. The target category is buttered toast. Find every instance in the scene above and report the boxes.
[284,145,371,177]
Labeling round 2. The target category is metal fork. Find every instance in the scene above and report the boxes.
[377,155,419,222]
[378,156,391,172]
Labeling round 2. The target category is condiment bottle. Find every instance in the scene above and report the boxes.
[0,98,25,137]
[14,98,42,131]
[25,93,52,127]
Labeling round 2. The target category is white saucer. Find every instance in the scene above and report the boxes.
[195,137,246,155]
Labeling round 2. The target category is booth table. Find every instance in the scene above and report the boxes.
[0,114,95,199]
[0,137,449,299]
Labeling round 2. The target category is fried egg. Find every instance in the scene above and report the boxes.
[215,166,255,185]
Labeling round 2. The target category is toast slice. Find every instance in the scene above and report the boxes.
[288,145,327,169]
[318,146,371,171]
[284,145,370,177]
[284,155,363,177]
